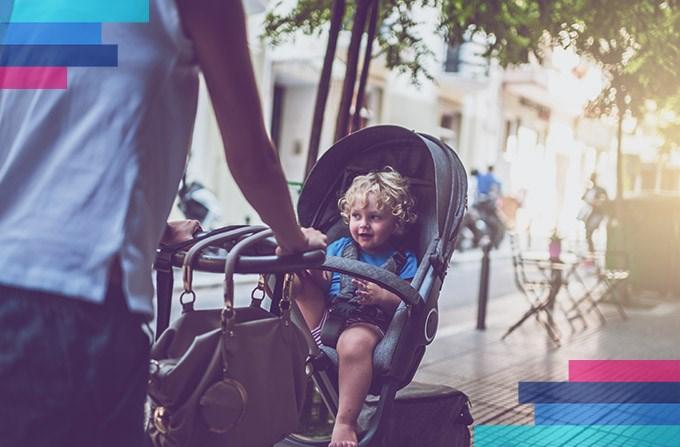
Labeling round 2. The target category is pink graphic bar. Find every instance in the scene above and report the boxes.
[570,360,680,382]
[0,67,67,89]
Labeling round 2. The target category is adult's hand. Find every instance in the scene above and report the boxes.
[161,220,202,245]
[275,227,327,256]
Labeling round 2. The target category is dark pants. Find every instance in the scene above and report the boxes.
[0,284,150,447]
[585,213,605,252]
[476,201,505,248]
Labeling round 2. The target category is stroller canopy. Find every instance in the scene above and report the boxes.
[298,125,467,264]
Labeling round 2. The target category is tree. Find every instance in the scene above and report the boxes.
[264,0,437,177]
[557,1,680,202]
[334,0,373,142]
[305,0,346,177]
[441,1,680,202]
[264,0,680,186]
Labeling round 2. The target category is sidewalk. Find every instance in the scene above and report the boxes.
[415,289,680,431]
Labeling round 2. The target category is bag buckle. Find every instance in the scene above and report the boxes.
[153,406,170,434]
[250,277,266,307]
[179,290,196,312]
[221,304,236,335]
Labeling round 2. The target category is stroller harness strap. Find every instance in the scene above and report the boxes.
[321,242,406,347]
[337,241,407,300]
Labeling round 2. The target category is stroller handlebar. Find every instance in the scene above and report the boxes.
[170,248,326,274]
[159,225,326,274]
[236,249,326,273]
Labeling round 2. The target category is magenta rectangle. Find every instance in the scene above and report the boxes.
[570,360,680,382]
[0,67,67,89]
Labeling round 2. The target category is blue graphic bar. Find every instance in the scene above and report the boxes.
[5,1,149,23]
[0,45,117,67]
[519,382,680,404]
[0,23,101,44]
[475,425,680,447]
[535,403,680,425]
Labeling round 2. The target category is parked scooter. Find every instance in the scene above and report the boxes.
[456,207,486,251]
[475,198,506,249]
[177,179,223,230]
[456,200,506,251]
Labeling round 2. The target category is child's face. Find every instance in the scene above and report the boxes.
[348,193,398,254]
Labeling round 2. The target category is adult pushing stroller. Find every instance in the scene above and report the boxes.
[151,125,468,446]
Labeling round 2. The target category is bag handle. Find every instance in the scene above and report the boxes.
[222,229,283,333]
[181,226,266,297]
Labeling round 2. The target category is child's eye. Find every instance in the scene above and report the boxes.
[351,212,361,219]
[370,215,382,221]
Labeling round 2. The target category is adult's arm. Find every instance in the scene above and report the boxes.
[176,0,322,254]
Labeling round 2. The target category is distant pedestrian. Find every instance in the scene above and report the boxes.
[0,2,325,446]
[475,165,502,202]
[474,165,505,248]
[460,169,483,247]
[578,173,609,252]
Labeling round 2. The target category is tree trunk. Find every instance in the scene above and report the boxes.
[616,106,624,204]
[612,104,626,228]
[334,0,371,142]
[351,0,379,133]
[305,0,346,179]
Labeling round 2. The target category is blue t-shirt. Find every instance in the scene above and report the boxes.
[475,172,502,201]
[326,236,418,298]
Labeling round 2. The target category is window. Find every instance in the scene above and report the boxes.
[439,111,462,149]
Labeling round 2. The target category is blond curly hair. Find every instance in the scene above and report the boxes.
[338,167,417,234]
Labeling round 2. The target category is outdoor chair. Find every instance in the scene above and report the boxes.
[577,250,629,321]
[503,233,561,345]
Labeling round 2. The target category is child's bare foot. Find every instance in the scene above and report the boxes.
[329,422,358,447]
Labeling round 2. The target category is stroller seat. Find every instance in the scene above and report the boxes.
[286,125,468,445]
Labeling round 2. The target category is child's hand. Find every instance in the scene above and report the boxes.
[352,278,393,307]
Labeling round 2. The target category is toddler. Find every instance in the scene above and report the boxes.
[294,167,418,447]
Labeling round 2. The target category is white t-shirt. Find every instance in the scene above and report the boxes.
[0,0,199,317]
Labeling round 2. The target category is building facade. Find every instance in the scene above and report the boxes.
[183,4,655,242]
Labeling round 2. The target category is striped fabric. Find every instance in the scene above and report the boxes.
[311,312,328,348]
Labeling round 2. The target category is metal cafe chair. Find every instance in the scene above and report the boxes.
[517,242,593,333]
[577,250,629,321]
[503,233,561,345]
[555,256,607,326]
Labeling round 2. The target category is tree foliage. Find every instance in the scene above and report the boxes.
[263,0,680,182]
[265,0,438,84]
[265,1,680,104]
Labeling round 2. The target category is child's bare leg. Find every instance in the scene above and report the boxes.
[330,324,381,447]
[291,272,327,330]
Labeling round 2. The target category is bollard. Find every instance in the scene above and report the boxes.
[476,238,492,330]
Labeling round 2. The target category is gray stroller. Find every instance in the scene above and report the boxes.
[153,125,469,446]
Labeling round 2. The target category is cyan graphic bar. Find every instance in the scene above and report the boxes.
[0,45,117,67]
[535,404,680,425]
[1,23,101,44]
[519,382,680,404]
[5,1,148,23]
[475,426,680,447]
